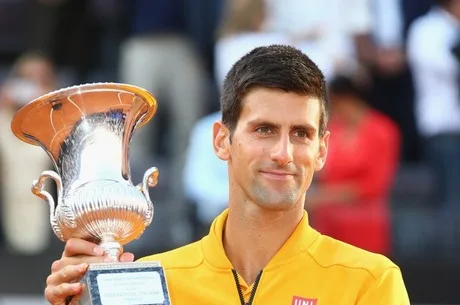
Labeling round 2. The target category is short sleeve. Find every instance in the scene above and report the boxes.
[357,267,410,305]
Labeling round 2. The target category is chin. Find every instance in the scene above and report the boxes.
[255,197,298,211]
[250,185,301,210]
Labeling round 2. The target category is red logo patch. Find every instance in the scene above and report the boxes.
[291,296,318,305]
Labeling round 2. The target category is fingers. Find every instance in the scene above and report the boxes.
[44,281,82,304]
[63,238,104,258]
[47,264,88,287]
[59,252,134,266]
[52,250,135,274]
[45,264,86,303]
[51,259,62,273]
[46,238,136,304]
[51,255,106,273]
[52,238,106,273]
[68,293,82,305]
[120,252,135,263]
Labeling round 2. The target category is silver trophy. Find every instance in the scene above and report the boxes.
[11,83,171,305]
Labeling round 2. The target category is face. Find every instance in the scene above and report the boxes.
[3,58,56,108]
[213,87,329,211]
[18,58,55,90]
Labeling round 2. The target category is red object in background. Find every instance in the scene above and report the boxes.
[311,110,400,256]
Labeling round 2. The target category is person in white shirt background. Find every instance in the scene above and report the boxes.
[0,51,55,255]
[407,0,460,258]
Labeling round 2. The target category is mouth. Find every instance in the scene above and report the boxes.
[259,170,295,180]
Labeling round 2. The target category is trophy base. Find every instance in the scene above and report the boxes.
[78,261,171,305]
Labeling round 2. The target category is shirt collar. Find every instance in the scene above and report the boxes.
[202,208,319,270]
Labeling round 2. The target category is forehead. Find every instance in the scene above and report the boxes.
[238,87,321,128]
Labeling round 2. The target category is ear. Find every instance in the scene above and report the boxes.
[315,130,329,171]
[213,121,231,161]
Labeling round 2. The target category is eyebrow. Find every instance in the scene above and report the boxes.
[247,119,318,133]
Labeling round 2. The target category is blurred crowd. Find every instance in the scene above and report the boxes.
[0,0,459,267]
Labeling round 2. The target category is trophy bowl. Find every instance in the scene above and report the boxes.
[10,82,160,259]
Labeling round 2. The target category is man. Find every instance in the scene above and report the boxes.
[407,0,460,257]
[0,51,56,255]
[45,45,410,304]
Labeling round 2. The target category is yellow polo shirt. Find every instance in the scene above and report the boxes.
[138,209,410,304]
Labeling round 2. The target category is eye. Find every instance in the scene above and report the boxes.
[293,130,309,138]
[255,126,273,134]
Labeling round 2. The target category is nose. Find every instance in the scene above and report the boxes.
[269,134,293,166]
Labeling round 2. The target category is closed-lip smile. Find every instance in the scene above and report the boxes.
[260,170,295,179]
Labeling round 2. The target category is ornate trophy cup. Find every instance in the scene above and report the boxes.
[11,83,170,305]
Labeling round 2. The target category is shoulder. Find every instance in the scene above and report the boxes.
[308,234,400,280]
[308,234,410,302]
[410,9,439,33]
[408,9,442,45]
[136,240,204,270]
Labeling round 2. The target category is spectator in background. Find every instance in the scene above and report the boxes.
[402,0,436,38]
[119,0,208,248]
[264,0,374,80]
[213,0,289,87]
[0,51,56,255]
[407,0,460,257]
[363,0,420,163]
[183,111,228,238]
[307,75,400,256]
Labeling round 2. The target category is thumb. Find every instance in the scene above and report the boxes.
[119,252,135,262]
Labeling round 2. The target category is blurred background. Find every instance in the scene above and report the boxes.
[0,0,459,304]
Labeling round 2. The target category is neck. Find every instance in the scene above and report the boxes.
[223,202,304,285]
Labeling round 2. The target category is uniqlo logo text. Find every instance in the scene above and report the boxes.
[291,296,318,305]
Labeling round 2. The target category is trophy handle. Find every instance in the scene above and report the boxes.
[32,170,65,241]
[137,167,159,226]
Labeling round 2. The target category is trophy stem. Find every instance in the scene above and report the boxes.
[99,234,122,261]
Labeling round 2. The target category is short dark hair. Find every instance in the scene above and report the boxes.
[220,44,328,137]
[328,75,367,101]
[435,0,452,7]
